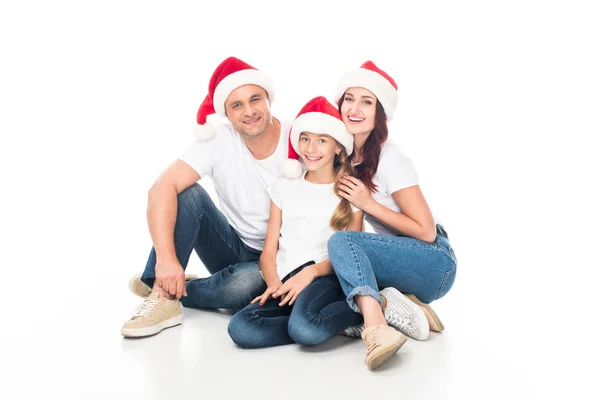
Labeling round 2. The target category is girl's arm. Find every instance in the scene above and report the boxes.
[251,201,283,306]
[259,200,283,288]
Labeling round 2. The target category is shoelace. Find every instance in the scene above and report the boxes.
[134,298,160,318]
[364,327,382,354]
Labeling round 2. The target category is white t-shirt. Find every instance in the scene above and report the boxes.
[269,173,359,279]
[178,121,292,251]
[365,141,420,236]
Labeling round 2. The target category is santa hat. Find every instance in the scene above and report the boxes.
[333,60,398,120]
[193,57,275,140]
[281,96,353,179]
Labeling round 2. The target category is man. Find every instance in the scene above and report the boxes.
[121,57,291,338]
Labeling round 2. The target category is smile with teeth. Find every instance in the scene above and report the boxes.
[244,117,260,124]
[304,155,323,162]
[347,116,364,123]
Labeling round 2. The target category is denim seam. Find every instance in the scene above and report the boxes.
[346,234,364,288]
[437,256,456,299]
[305,284,352,321]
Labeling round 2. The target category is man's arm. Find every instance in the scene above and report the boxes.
[147,159,201,299]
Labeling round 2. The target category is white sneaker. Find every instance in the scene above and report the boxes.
[380,287,429,341]
[342,324,365,338]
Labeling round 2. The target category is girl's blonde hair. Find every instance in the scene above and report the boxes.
[330,147,355,231]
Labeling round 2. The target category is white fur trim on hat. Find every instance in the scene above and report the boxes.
[281,158,303,179]
[290,112,353,156]
[212,69,275,117]
[334,69,398,120]
[193,122,216,141]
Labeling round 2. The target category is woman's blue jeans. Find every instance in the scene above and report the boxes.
[227,274,364,348]
[327,225,457,312]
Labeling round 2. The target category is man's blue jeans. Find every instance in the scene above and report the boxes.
[327,225,457,312]
[140,183,267,310]
[227,273,364,348]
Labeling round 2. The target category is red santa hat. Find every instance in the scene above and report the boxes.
[281,96,353,179]
[333,60,398,120]
[194,57,275,140]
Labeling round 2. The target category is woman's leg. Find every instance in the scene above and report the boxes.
[227,299,293,348]
[328,228,456,333]
[287,275,364,345]
[328,229,456,305]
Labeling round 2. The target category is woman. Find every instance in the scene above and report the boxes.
[328,61,458,368]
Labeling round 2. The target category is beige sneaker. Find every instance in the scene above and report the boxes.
[128,273,200,298]
[121,292,183,338]
[361,324,407,370]
[405,294,445,332]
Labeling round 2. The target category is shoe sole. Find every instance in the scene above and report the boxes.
[366,335,408,370]
[128,273,200,298]
[121,314,184,338]
[406,294,445,332]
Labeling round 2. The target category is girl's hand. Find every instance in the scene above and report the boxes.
[338,176,375,211]
[251,284,282,306]
[273,268,315,307]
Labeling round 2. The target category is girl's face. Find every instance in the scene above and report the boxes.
[298,132,341,173]
[340,87,377,136]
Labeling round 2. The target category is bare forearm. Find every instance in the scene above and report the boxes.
[259,252,281,287]
[147,183,179,262]
[306,258,333,278]
[364,201,436,242]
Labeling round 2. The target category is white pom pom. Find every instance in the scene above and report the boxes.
[281,159,303,179]
[193,122,216,141]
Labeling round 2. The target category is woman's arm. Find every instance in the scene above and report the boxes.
[364,185,436,243]
[338,176,436,243]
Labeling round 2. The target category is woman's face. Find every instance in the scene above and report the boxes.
[340,87,377,136]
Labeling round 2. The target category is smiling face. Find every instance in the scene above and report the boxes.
[297,132,342,173]
[339,87,377,136]
[224,84,272,138]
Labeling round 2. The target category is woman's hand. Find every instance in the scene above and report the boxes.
[272,268,316,307]
[338,176,375,212]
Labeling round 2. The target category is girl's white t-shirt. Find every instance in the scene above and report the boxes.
[269,173,357,279]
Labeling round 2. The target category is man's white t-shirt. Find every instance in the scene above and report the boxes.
[365,141,421,236]
[178,121,292,251]
[269,173,358,279]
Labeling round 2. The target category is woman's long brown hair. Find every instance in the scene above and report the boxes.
[337,96,388,192]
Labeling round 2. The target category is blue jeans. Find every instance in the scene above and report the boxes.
[140,183,267,310]
[227,273,364,348]
[327,225,457,312]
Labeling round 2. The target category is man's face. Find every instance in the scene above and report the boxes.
[224,84,272,138]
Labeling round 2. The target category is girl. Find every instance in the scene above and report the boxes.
[227,96,409,368]
[328,61,458,364]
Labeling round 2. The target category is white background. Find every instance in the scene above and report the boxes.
[1,1,599,399]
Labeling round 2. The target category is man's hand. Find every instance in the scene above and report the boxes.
[155,259,187,299]
[273,268,315,307]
